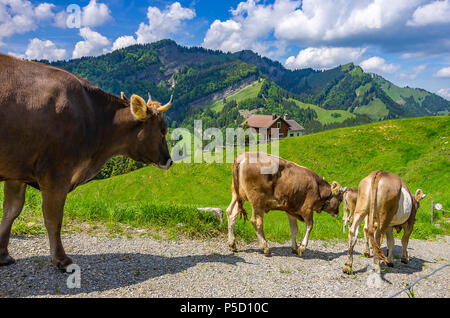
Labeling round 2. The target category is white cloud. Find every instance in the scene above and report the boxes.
[202,0,298,57]
[24,38,66,61]
[111,2,195,51]
[112,36,138,51]
[359,56,400,74]
[407,0,450,26]
[54,0,111,29]
[82,0,111,28]
[399,64,427,79]
[34,3,55,21]
[285,47,366,70]
[135,2,195,44]
[434,66,450,78]
[0,0,53,45]
[202,0,450,57]
[437,88,450,99]
[72,27,110,59]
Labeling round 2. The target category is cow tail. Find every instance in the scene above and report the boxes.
[368,171,389,265]
[232,159,248,222]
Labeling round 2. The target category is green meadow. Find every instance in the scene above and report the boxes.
[1,116,449,243]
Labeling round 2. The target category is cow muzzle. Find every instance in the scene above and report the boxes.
[158,158,173,170]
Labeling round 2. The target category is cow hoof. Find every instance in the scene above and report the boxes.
[263,248,271,256]
[342,265,353,275]
[0,255,15,266]
[291,248,298,255]
[228,243,237,253]
[52,256,73,271]
[297,246,306,257]
[401,258,409,264]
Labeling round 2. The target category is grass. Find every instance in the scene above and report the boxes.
[290,99,355,124]
[1,116,449,243]
[354,98,389,120]
[209,80,263,112]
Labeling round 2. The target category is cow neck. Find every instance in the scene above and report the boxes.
[93,99,135,162]
[320,188,333,212]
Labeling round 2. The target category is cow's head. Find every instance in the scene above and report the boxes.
[122,92,173,169]
[322,181,347,217]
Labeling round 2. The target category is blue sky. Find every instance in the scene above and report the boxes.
[1,0,449,99]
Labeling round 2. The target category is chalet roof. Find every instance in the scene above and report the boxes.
[286,119,304,131]
[242,114,304,131]
[242,114,279,128]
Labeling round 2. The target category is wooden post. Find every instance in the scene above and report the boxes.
[431,200,434,224]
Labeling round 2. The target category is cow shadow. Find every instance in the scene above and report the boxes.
[352,245,431,283]
[239,245,351,261]
[0,251,246,297]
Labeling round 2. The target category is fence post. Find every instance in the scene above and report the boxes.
[431,200,434,224]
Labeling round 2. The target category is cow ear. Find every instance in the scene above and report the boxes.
[130,95,148,120]
[331,181,342,195]
[415,189,426,201]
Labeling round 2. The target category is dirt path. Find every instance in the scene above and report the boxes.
[1,233,449,298]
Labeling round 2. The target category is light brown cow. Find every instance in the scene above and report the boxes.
[226,152,346,256]
[342,171,426,275]
[342,188,372,258]
[0,54,173,269]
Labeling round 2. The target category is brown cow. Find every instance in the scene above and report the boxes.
[0,53,173,269]
[342,171,426,275]
[226,152,347,256]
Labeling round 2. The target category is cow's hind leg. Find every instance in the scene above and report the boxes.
[0,181,27,266]
[385,227,395,267]
[401,225,413,264]
[250,207,269,255]
[226,194,239,252]
[287,214,298,254]
[41,186,72,270]
[343,211,365,274]
[297,212,313,257]
[363,215,371,257]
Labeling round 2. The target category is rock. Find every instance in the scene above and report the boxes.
[197,208,224,225]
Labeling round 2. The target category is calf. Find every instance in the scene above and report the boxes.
[342,188,372,257]
[226,152,347,256]
[342,171,426,275]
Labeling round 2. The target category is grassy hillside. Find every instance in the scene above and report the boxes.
[210,80,263,112]
[291,99,355,124]
[2,117,449,242]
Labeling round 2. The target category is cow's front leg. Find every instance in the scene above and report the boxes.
[226,196,239,252]
[343,212,365,274]
[0,181,27,266]
[251,208,269,255]
[297,212,313,257]
[41,186,72,270]
[287,214,298,254]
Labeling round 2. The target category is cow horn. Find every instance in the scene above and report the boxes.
[147,92,152,104]
[121,92,129,102]
[158,94,173,113]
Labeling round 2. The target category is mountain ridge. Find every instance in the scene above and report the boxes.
[43,39,449,131]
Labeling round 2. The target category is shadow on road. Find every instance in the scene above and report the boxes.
[0,252,246,297]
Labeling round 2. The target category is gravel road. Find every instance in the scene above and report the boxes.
[1,232,449,298]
